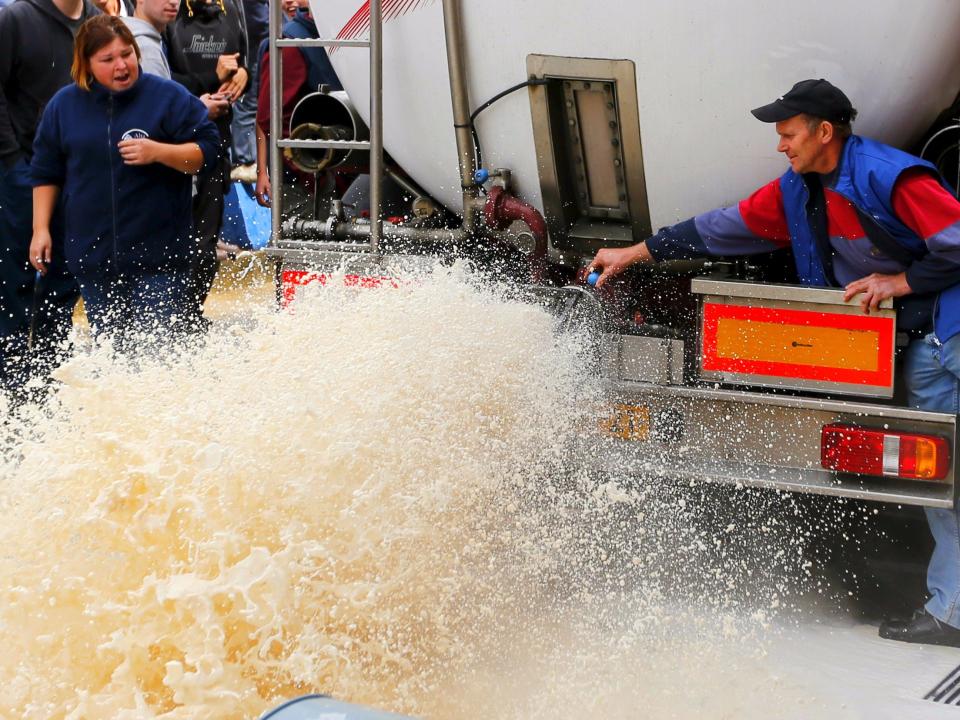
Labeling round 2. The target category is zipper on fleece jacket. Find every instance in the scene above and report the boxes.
[107,95,119,267]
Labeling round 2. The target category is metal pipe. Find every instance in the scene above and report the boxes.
[369,0,384,252]
[440,0,480,231]
[483,186,549,283]
[280,218,465,245]
[384,167,428,202]
[268,0,283,246]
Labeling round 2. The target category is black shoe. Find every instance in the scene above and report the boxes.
[879,609,960,647]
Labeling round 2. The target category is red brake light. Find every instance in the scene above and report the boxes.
[821,424,950,481]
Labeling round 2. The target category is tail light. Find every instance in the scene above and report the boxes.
[821,424,950,481]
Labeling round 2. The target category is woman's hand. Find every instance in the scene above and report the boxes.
[30,228,53,275]
[218,67,248,102]
[215,53,240,82]
[255,167,272,207]
[118,138,160,165]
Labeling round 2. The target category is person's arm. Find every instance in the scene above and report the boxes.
[255,123,270,206]
[155,85,223,173]
[218,65,248,102]
[843,168,960,313]
[590,179,790,287]
[30,185,60,274]
[117,138,205,173]
[255,50,272,206]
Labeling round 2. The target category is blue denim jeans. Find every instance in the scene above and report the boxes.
[0,157,79,397]
[230,53,259,166]
[904,333,960,627]
[76,268,196,352]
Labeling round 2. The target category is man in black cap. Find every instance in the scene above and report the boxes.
[590,78,960,647]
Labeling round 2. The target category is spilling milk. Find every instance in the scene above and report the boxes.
[0,268,838,719]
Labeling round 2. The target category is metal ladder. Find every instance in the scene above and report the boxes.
[267,0,384,252]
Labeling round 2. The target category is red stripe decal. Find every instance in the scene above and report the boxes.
[701,303,895,386]
[280,270,402,307]
[333,0,435,52]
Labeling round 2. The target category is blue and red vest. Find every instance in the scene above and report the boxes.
[779,136,960,342]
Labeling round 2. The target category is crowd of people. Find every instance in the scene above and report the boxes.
[0,0,338,400]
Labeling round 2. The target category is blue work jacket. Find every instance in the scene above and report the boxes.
[31,71,220,276]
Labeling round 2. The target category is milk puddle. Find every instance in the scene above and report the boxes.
[0,268,855,719]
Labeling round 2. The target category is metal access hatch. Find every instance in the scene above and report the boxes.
[527,55,651,255]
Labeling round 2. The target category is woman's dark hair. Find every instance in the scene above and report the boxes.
[71,15,141,91]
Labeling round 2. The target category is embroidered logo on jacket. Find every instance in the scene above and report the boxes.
[187,34,228,58]
[121,128,150,141]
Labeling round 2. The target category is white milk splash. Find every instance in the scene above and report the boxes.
[0,268,840,719]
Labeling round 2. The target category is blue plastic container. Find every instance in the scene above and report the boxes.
[260,694,417,720]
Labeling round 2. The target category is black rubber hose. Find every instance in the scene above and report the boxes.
[469,78,548,172]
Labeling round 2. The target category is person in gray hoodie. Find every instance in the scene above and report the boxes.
[120,0,178,77]
[0,0,98,399]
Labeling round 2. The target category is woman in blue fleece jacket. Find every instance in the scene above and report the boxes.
[29,14,220,342]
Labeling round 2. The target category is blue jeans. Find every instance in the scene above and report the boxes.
[230,53,259,166]
[904,333,960,627]
[76,268,196,352]
[0,157,79,397]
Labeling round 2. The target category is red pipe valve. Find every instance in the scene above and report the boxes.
[483,186,548,284]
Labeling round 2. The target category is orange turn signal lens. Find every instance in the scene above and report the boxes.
[821,424,950,481]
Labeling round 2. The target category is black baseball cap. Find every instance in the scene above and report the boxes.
[751,79,857,124]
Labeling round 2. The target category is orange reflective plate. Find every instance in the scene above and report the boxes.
[702,303,895,387]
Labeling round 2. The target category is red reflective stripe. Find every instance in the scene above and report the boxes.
[701,303,895,386]
[280,270,401,307]
[737,180,790,247]
[892,168,960,240]
[823,188,866,240]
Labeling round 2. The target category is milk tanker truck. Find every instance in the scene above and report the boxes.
[266,0,960,520]
[256,1,960,716]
